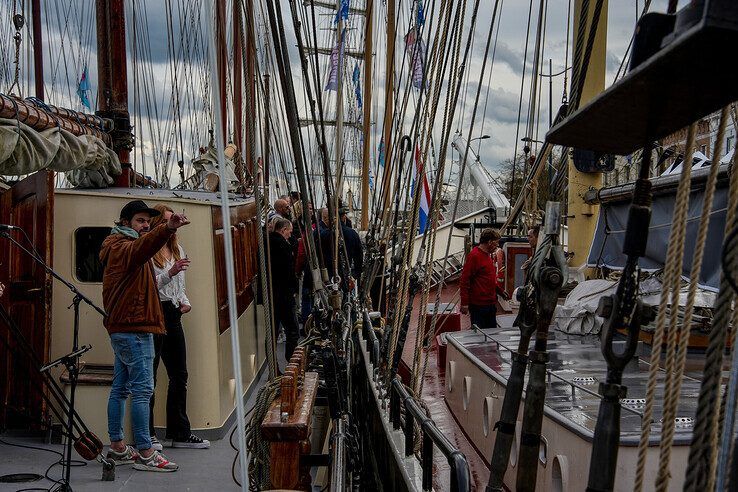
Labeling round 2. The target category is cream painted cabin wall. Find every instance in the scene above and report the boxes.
[50,190,265,436]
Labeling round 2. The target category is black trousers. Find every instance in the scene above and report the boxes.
[149,301,191,440]
[274,295,299,360]
[469,304,498,329]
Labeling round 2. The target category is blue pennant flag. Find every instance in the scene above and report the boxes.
[352,64,362,109]
[77,65,91,109]
[334,0,349,24]
[417,1,425,27]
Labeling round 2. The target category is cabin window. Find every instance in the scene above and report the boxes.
[74,227,110,283]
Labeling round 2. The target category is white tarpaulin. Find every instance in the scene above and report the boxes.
[554,276,717,335]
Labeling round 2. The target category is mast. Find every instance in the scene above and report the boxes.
[233,0,244,184]
[216,0,228,145]
[96,0,133,187]
[244,0,257,177]
[264,73,271,193]
[566,0,607,270]
[380,0,396,214]
[32,0,43,100]
[360,0,374,230]
[335,0,345,204]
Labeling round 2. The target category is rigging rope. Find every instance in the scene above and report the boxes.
[685,107,738,490]
[655,109,728,491]
[632,123,696,492]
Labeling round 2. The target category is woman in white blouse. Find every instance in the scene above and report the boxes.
[147,204,209,449]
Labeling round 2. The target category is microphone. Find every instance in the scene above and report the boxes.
[0,224,20,232]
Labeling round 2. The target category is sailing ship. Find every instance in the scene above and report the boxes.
[1,0,738,491]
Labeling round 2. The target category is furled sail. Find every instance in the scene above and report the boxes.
[0,118,121,187]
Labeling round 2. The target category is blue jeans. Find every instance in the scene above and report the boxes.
[469,304,498,329]
[108,332,155,450]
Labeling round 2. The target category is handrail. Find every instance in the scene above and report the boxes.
[389,377,471,492]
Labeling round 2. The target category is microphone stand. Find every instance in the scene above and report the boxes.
[1,231,107,491]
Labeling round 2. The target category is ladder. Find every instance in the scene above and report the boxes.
[428,251,465,290]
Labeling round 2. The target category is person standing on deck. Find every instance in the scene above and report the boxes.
[100,200,189,472]
[459,228,509,329]
[521,224,540,278]
[147,204,210,451]
[269,217,300,359]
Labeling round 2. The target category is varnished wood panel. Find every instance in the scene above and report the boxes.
[0,170,54,431]
[211,201,257,333]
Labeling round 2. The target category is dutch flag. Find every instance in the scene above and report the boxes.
[413,145,432,234]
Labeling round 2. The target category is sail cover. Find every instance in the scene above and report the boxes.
[586,166,730,292]
[0,118,121,187]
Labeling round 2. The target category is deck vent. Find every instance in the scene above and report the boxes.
[572,376,597,385]
[670,417,694,429]
[621,398,646,408]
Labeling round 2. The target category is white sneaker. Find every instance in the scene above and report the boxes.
[133,450,178,472]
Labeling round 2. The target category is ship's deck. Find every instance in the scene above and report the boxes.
[398,283,712,489]
[447,327,700,444]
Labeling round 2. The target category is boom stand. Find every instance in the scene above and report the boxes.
[1,231,106,491]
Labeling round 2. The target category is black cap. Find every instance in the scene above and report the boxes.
[119,200,161,221]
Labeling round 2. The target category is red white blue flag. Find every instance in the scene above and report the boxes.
[413,145,431,233]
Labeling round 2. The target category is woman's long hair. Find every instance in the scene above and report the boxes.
[151,204,182,268]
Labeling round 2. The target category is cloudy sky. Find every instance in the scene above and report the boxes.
[0,0,671,195]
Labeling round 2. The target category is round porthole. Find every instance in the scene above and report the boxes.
[551,455,568,492]
[483,396,495,437]
[462,376,472,410]
[446,361,456,392]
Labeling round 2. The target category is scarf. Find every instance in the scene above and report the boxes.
[110,225,139,239]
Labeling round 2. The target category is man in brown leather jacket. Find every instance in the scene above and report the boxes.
[100,200,189,472]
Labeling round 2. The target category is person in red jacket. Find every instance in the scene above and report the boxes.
[460,228,509,328]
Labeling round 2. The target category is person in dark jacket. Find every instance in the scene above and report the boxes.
[317,208,363,286]
[459,228,509,328]
[340,209,363,282]
[100,200,189,472]
[269,217,300,359]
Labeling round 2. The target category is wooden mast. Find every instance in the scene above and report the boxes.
[360,0,374,231]
[31,0,43,100]
[216,0,228,145]
[379,0,396,216]
[96,0,133,187]
[233,0,244,185]
[245,0,257,177]
[566,0,608,271]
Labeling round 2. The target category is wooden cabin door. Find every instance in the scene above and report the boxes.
[0,170,54,431]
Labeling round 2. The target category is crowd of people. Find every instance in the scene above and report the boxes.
[91,194,366,474]
[0,194,535,475]
[265,193,363,361]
